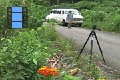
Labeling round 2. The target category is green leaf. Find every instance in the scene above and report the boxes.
[16,73,25,80]
[22,59,29,64]
[1,61,4,64]
[1,38,5,41]
[44,47,48,49]
[7,39,12,44]
[63,75,72,80]
[3,47,8,52]
[17,65,24,70]
[63,75,82,80]
[33,59,37,65]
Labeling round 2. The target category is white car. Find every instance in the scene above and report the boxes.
[46,9,83,26]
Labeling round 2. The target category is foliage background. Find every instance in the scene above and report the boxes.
[0,0,120,80]
[52,0,120,32]
[0,0,120,32]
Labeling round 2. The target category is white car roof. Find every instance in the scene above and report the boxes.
[52,9,78,11]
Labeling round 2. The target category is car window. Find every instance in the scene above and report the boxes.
[64,11,80,15]
[62,11,64,14]
[58,11,61,14]
[72,11,80,15]
[64,11,69,14]
[50,10,81,15]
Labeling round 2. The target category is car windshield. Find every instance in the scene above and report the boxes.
[64,11,80,15]
[72,11,80,15]
[64,11,69,14]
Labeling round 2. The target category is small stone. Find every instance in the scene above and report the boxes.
[69,68,79,76]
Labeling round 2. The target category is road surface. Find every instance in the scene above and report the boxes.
[55,26,120,73]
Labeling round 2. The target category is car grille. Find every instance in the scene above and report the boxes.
[73,18,82,21]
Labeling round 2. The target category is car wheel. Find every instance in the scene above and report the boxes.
[62,20,68,26]
[78,23,82,27]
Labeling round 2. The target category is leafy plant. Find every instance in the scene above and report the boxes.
[63,75,82,80]
[27,2,49,29]
[0,23,60,80]
[77,54,101,79]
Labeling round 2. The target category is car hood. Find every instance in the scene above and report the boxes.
[73,15,83,18]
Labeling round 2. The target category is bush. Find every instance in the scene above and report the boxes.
[27,2,49,29]
[114,16,120,32]
[0,24,58,80]
[0,0,7,28]
[81,10,96,28]
[0,0,50,29]
[108,14,120,32]
[74,1,98,10]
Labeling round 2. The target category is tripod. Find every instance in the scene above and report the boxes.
[76,25,106,64]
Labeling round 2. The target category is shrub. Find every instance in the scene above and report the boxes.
[74,1,98,10]
[0,0,50,29]
[27,2,49,29]
[0,24,59,80]
[91,11,106,22]
[81,10,96,28]
[109,14,120,32]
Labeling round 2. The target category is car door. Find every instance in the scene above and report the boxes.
[59,10,64,22]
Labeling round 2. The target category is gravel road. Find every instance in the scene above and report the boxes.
[55,26,120,73]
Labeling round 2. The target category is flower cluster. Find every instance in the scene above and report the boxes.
[37,66,60,76]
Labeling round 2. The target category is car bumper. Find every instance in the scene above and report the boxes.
[66,20,83,23]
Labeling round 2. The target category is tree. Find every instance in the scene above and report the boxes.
[57,0,60,4]
[71,0,73,3]
[22,0,25,6]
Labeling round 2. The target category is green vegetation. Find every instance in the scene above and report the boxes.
[1,21,104,79]
[0,22,76,79]
[0,0,120,32]
[0,0,120,80]
[53,0,120,32]
[0,0,50,38]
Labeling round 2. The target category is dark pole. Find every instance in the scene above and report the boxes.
[94,31,106,64]
[89,32,94,63]
[76,31,92,61]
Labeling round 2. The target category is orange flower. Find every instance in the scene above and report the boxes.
[37,66,60,77]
